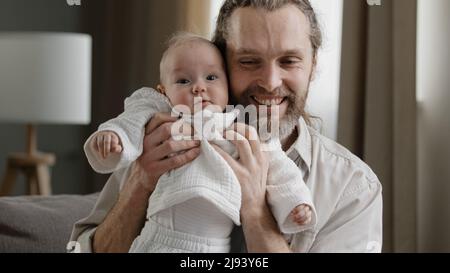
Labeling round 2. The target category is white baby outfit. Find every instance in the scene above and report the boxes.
[84,87,317,253]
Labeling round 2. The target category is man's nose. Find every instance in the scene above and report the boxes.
[257,64,282,92]
[191,81,206,94]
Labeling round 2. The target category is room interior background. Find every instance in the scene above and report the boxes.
[0,0,449,253]
[0,0,209,195]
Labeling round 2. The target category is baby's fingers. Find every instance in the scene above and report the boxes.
[103,134,112,159]
[301,211,312,224]
[111,133,122,146]
[302,205,311,213]
[294,209,312,225]
[112,144,123,153]
[92,136,99,152]
[95,135,103,154]
[111,135,122,153]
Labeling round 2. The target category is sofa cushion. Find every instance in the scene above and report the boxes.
[0,194,98,253]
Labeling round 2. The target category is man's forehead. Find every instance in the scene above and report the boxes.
[226,5,312,54]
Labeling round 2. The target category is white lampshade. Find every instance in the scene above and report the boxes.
[0,32,92,124]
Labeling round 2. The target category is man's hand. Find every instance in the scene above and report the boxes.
[212,123,269,215]
[137,113,201,190]
[212,123,290,253]
[92,131,122,159]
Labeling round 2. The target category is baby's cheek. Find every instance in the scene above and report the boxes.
[169,94,193,108]
[215,89,229,109]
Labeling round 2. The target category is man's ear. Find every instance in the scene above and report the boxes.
[156,84,166,95]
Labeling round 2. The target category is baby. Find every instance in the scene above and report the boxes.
[85,33,316,253]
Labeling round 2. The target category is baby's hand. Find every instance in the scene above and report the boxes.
[291,204,312,226]
[92,131,123,159]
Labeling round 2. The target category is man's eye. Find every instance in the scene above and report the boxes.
[239,59,259,66]
[176,79,190,84]
[206,75,218,81]
[281,58,301,66]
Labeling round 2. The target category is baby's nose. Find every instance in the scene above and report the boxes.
[192,82,206,94]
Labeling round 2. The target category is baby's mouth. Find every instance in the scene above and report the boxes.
[194,97,213,109]
[201,101,212,107]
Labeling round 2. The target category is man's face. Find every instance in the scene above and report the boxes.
[226,5,315,139]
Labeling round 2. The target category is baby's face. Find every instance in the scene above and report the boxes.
[161,41,228,114]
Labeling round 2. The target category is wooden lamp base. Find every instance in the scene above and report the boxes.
[0,124,56,196]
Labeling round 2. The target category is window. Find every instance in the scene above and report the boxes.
[308,0,343,140]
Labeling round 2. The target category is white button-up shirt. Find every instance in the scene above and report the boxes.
[285,118,382,252]
[69,117,383,253]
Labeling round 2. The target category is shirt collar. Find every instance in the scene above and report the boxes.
[286,117,312,173]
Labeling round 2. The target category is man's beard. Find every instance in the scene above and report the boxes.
[232,84,309,141]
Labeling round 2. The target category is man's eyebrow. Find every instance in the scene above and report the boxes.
[283,49,305,56]
[235,48,261,55]
[234,48,306,57]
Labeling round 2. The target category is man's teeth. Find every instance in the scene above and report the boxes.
[252,96,284,106]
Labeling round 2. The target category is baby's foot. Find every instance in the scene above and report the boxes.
[291,204,312,226]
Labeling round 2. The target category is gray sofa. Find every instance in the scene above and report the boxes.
[0,193,98,253]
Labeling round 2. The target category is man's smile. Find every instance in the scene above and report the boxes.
[250,95,286,106]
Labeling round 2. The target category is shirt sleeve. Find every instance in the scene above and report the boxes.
[84,88,172,173]
[72,227,97,253]
[68,167,131,253]
[266,148,317,234]
[308,176,383,253]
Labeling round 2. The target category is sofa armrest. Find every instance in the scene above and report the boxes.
[0,194,98,253]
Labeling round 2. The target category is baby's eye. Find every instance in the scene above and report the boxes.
[176,79,190,84]
[206,75,218,81]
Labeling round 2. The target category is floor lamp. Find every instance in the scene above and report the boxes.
[0,32,92,196]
